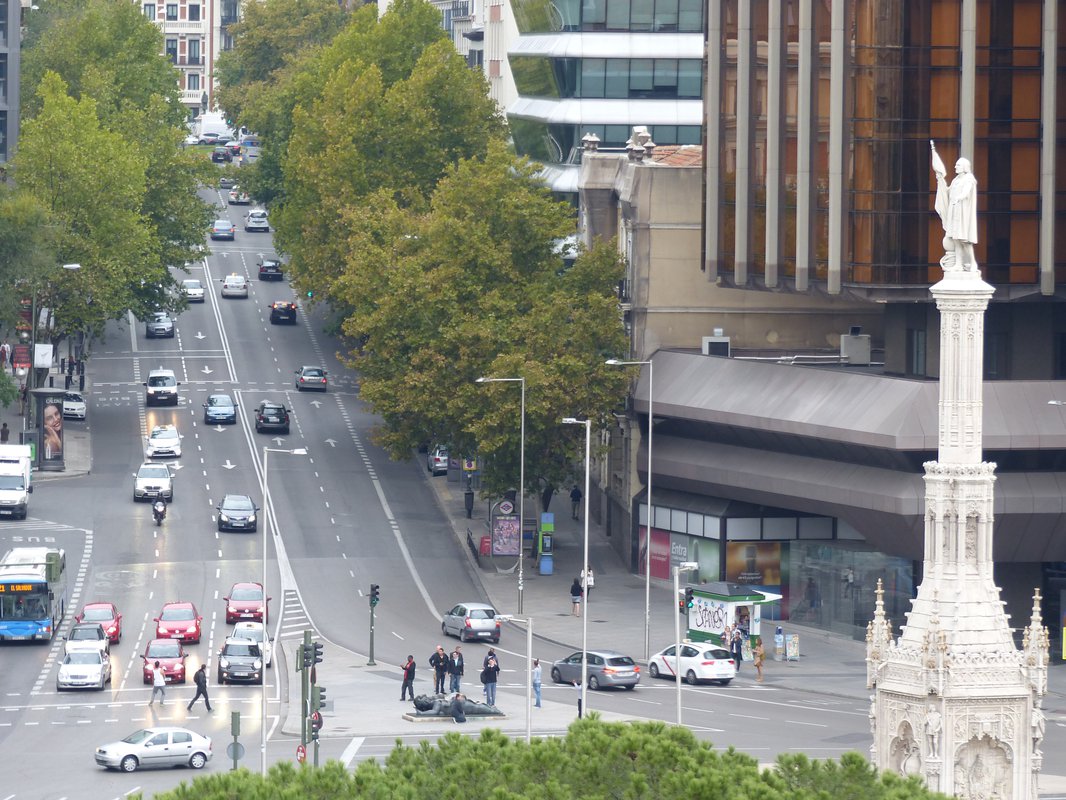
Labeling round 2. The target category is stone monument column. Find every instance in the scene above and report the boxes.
[866,147,1049,799]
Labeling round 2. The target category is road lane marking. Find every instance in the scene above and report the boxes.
[340,736,366,766]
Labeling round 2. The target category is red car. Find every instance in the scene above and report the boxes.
[142,638,188,684]
[75,602,122,644]
[225,582,270,625]
[154,601,203,643]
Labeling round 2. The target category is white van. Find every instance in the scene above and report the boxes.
[0,444,33,519]
[144,369,180,407]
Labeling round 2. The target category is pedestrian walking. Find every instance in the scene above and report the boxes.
[400,654,416,701]
[149,661,166,706]
[0,339,10,373]
[429,644,448,694]
[448,645,464,693]
[754,637,766,682]
[18,384,26,416]
[580,566,595,601]
[570,578,583,617]
[187,664,212,712]
[570,485,582,520]
[0,423,8,444]
[481,649,500,706]
[532,658,542,708]
[731,626,743,673]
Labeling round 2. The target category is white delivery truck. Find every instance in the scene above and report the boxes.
[0,444,32,520]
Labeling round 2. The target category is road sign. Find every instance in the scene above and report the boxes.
[310,710,323,732]
[296,743,306,763]
[499,500,514,515]
[463,457,477,471]
[226,741,245,761]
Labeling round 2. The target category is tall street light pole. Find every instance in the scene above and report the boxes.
[562,416,590,717]
[496,614,534,742]
[476,376,525,612]
[260,445,307,775]
[673,561,698,726]
[606,357,653,660]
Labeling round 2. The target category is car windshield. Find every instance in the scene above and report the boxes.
[207,396,233,408]
[0,475,25,490]
[148,376,175,387]
[71,627,101,640]
[147,642,181,658]
[230,586,262,601]
[224,643,260,657]
[183,280,201,290]
[138,465,169,479]
[66,651,102,665]
[234,626,263,641]
[65,393,83,402]
[161,607,194,621]
[122,730,153,745]
[468,609,495,620]
[606,656,636,667]
[223,496,254,510]
[151,429,178,441]
[81,608,113,622]
[152,313,169,322]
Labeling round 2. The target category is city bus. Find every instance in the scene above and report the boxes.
[0,547,68,642]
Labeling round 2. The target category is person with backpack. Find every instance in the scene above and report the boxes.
[187,664,212,712]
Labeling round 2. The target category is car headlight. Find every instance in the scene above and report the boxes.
[253,659,262,669]
[248,514,256,522]
[220,658,230,668]
[220,514,230,522]
[256,606,264,613]
[228,606,236,613]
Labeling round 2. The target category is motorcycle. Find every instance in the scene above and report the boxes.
[152,500,167,526]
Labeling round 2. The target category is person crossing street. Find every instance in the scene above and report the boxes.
[187,664,212,712]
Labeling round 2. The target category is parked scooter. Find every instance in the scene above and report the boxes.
[152,498,167,526]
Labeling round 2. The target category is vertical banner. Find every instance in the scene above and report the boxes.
[492,514,520,557]
[638,526,671,580]
[36,390,65,471]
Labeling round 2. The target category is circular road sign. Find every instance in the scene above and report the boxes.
[296,744,306,763]
[499,500,514,515]
[226,741,246,762]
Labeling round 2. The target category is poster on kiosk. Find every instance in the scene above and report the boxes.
[34,389,65,471]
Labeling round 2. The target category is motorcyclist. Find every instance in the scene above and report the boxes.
[152,497,167,525]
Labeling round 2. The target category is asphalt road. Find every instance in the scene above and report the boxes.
[0,184,873,799]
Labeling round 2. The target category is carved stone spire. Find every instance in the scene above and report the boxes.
[1022,588,1050,697]
[866,578,892,689]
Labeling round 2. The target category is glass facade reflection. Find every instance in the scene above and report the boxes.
[511,56,703,99]
[512,118,700,165]
[512,0,703,33]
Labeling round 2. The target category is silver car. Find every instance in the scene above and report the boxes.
[57,650,111,691]
[133,462,174,502]
[441,602,500,643]
[550,649,641,690]
[95,727,212,773]
[145,311,174,338]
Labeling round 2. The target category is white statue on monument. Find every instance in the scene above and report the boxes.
[931,140,979,273]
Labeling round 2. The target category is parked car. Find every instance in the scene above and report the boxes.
[294,366,327,392]
[95,727,212,772]
[217,494,258,532]
[211,146,232,163]
[182,278,205,302]
[257,258,284,280]
[220,274,248,298]
[198,132,221,145]
[268,300,297,324]
[224,581,269,624]
[145,424,182,459]
[145,311,175,339]
[427,445,449,476]
[133,462,174,502]
[210,219,235,240]
[154,601,202,643]
[254,400,290,434]
[244,209,269,232]
[203,394,237,425]
[141,638,188,684]
[64,622,110,658]
[648,643,736,685]
[57,650,111,691]
[232,621,272,667]
[550,649,640,690]
[217,637,264,685]
[75,602,122,643]
[441,602,500,643]
[62,391,87,420]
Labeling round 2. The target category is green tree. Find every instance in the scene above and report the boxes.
[150,718,948,799]
[335,147,629,500]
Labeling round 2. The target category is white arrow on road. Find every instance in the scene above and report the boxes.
[215,425,226,432]
[195,332,206,340]
[201,366,213,375]
[222,460,237,470]
[310,400,323,408]
[325,439,337,448]
[170,464,184,471]
[272,437,284,446]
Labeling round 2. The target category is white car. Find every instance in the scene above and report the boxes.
[648,643,736,686]
[62,391,87,420]
[221,274,248,298]
[145,425,182,459]
[231,621,272,668]
[182,279,205,303]
[64,622,110,658]
[57,649,111,691]
[133,462,174,502]
[244,209,269,232]
[95,727,212,773]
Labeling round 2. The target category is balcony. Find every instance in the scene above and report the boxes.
[155,20,205,34]
[181,89,204,105]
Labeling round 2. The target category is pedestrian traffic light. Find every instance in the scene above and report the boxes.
[310,641,324,666]
[296,643,304,671]
[684,588,694,609]
[312,685,326,712]
[370,584,380,607]
[306,289,314,299]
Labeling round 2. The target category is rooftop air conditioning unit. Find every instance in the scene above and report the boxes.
[840,325,871,365]
[702,328,731,357]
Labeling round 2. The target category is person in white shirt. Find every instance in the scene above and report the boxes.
[580,567,595,601]
[532,659,542,708]
[149,661,166,706]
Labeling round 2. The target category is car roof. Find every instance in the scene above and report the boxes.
[222,493,252,502]
[259,400,285,407]
[214,219,234,225]
[150,425,177,435]
[225,273,246,280]
[207,394,234,402]
[233,621,264,631]
[145,638,183,650]
[72,621,105,630]
[161,601,196,610]
[223,636,260,647]
[230,581,262,590]
[81,602,116,611]
[148,368,175,376]
[455,602,495,610]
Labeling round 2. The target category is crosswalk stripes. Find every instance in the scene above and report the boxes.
[278,588,314,639]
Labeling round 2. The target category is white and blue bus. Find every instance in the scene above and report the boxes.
[0,547,68,642]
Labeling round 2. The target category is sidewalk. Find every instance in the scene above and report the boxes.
[0,366,91,480]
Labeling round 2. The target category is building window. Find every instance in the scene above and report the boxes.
[166,3,177,21]
[906,328,926,378]
[188,39,200,65]
[187,73,200,91]
[984,331,1010,380]
[221,31,234,51]
[143,3,156,20]
[165,38,178,64]
[188,4,200,21]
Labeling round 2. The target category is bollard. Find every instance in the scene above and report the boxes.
[64,375,71,390]
[60,358,66,374]
[48,376,53,388]
[77,360,84,376]
[79,374,85,391]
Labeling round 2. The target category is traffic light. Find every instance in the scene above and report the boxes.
[684,588,694,609]
[306,289,314,299]
[369,584,380,607]
[312,685,326,712]
[302,643,313,669]
[310,641,324,666]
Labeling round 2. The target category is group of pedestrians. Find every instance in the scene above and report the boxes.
[146,662,212,711]
[405,644,513,708]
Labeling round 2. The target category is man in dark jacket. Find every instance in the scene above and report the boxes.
[448,646,464,693]
[400,655,416,701]
[187,664,212,712]
[429,645,448,694]
[481,649,500,706]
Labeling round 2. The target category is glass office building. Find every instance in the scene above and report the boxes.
[508,0,704,192]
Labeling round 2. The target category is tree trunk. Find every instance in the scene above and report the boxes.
[541,486,554,512]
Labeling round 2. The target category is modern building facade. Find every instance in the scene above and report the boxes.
[508,0,704,193]
[585,0,1066,645]
[1,0,19,168]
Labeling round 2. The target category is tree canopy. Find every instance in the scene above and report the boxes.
[150,718,948,800]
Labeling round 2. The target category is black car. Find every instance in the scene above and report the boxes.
[217,637,263,685]
[202,394,237,425]
[268,301,297,325]
[217,494,258,532]
[254,401,290,434]
[257,259,284,281]
[211,147,232,163]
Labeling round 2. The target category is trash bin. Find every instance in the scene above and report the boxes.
[464,489,474,518]
[479,536,491,557]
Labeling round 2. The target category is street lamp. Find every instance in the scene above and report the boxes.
[260,445,307,775]
[476,376,526,613]
[606,357,654,660]
[673,561,698,726]
[495,614,534,742]
[561,416,590,717]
